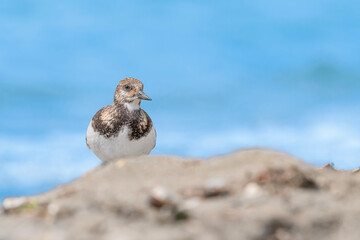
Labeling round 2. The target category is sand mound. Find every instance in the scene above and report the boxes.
[1,148,360,240]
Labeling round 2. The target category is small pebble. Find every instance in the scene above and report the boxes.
[2,197,28,211]
[203,178,229,198]
[149,186,173,208]
[243,182,266,199]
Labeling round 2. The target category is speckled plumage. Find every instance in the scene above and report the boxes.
[86,77,156,162]
[90,104,153,140]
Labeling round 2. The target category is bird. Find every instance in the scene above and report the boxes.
[86,77,156,162]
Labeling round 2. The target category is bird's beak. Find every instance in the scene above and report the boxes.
[137,90,152,101]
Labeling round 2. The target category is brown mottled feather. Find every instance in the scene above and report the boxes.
[90,103,153,140]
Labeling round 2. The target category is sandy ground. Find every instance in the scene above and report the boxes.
[1,148,360,240]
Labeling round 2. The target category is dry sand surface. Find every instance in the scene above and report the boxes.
[1,148,360,240]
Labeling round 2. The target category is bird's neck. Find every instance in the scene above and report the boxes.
[123,99,141,111]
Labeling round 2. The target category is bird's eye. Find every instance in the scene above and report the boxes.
[123,85,131,91]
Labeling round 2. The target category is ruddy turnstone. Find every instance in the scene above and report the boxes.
[86,77,156,162]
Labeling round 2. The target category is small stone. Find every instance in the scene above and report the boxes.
[203,178,229,198]
[2,197,28,211]
[148,186,174,208]
[243,182,266,199]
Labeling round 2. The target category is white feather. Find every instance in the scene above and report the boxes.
[86,122,156,162]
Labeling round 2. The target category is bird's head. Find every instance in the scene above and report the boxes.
[114,77,151,110]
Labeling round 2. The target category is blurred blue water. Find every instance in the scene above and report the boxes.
[1,0,360,200]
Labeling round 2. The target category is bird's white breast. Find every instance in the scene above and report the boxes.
[86,121,156,162]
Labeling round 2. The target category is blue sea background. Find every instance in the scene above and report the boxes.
[1,0,360,200]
